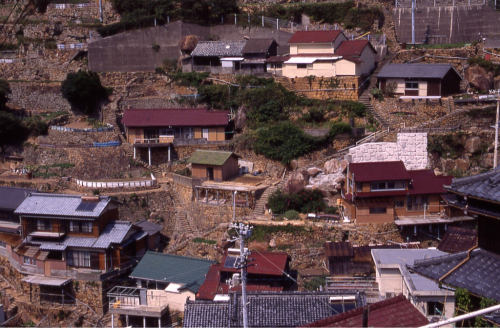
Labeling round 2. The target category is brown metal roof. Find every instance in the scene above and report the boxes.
[324,242,354,257]
[0,232,22,247]
[241,38,277,54]
[437,227,477,253]
[355,197,394,208]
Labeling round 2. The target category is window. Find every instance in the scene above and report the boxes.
[159,129,174,137]
[37,219,51,231]
[70,221,93,233]
[184,127,194,139]
[356,183,363,192]
[427,301,444,316]
[395,200,405,208]
[297,63,307,69]
[407,196,429,211]
[67,250,91,267]
[369,207,387,214]
[370,181,405,191]
[271,63,282,69]
[405,81,419,89]
[24,256,36,266]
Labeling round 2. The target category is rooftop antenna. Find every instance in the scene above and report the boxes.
[228,222,253,328]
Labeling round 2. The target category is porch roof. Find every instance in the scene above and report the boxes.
[22,275,71,286]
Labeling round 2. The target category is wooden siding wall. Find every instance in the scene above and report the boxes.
[191,164,209,180]
[221,156,239,181]
[441,70,461,96]
[128,126,225,143]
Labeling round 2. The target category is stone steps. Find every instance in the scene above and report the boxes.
[252,173,289,216]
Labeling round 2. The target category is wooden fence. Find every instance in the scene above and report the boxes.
[172,174,194,187]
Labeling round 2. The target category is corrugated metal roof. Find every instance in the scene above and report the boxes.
[288,31,344,44]
[191,41,247,57]
[324,242,354,257]
[15,193,112,218]
[122,108,230,128]
[26,235,98,251]
[22,275,71,286]
[377,63,457,79]
[241,38,276,54]
[349,161,410,182]
[135,220,162,236]
[130,251,215,293]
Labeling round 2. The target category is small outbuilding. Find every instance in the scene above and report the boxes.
[188,150,239,182]
[376,63,462,98]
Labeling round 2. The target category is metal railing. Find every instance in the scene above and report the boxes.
[406,204,428,212]
[396,0,484,7]
[50,125,113,133]
[57,43,87,50]
[133,137,174,144]
[49,3,98,9]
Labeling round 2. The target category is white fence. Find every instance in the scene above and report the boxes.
[51,125,113,132]
[75,177,156,189]
[50,3,98,9]
[57,43,88,50]
[396,0,484,7]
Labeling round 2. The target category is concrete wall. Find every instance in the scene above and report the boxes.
[376,267,402,297]
[89,21,293,72]
[394,5,500,44]
[348,133,428,170]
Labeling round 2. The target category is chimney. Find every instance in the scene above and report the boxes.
[362,306,370,327]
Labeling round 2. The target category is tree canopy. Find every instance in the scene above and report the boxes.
[61,70,108,115]
[0,79,11,109]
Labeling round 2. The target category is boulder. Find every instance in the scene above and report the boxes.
[269,238,276,248]
[179,35,199,53]
[235,105,250,132]
[465,65,494,91]
[308,172,345,192]
[455,158,470,172]
[324,158,348,174]
[307,167,322,177]
[481,153,495,168]
[441,158,456,172]
[465,136,481,153]
[284,170,310,193]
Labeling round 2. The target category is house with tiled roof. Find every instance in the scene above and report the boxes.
[241,38,279,74]
[135,219,162,251]
[437,226,477,253]
[184,291,367,328]
[302,294,429,327]
[183,40,247,74]
[341,161,474,228]
[196,250,291,300]
[121,107,230,165]
[3,193,148,308]
[108,252,214,326]
[280,30,377,78]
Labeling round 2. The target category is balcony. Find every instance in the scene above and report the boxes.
[108,286,169,318]
[133,137,174,148]
[406,204,428,212]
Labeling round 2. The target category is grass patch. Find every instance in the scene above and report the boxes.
[193,238,217,245]
[249,224,309,242]
[40,110,69,121]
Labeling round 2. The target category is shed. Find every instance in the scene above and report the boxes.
[188,150,239,182]
[376,63,462,97]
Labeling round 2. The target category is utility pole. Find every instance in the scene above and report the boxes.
[495,90,499,168]
[411,0,416,45]
[229,223,253,328]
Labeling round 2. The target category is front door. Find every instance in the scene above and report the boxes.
[206,167,214,181]
[202,128,209,140]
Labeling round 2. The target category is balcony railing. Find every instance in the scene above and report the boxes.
[133,137,174,144]
[406,204,428,212]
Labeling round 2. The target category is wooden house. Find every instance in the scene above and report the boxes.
[240,38,279,74]
[188,150,239,182]
[377,63,462,98]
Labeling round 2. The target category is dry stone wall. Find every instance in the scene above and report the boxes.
[8,82,71,111]
[287,76,362,100]
[39,129,119,145]
[392,48,475,72]
[349,133,428,169]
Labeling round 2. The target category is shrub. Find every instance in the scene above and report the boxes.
[0,79,11,109]
[152,42,160,52]
[174,167,191,177]
[61,70,108,115]
[170,71,209,88]
[383,82,397,97]
[268,189,327,214]
[193,238,216,245]
[284,210,300,220]
[0,111,27,146]
[44,40,57,50]
[24,115,48,137]
[467,57,500,76]
[155,67,166,75]
[341,101,366,118]
[328,122,352,140]
[254,122,323,164]
[324,206,338,214]
[92,189,100,195]
[303,276,326,291]
[371,87,383,101]
[302,108,326,123]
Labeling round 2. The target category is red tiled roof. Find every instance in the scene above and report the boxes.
[220,251,288,276]
[121,108,230,127]
[288,31,344,44]
[302,294,429,327]
[335,40,377,57]
[437,227,477,253]
[407,170,452,195]
[196,263,284,300]
[349,161,410,182]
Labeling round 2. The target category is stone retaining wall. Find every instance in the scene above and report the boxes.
[287,76,363,100]
[349,133,428,169]
[391,48,475,72]
[7,82,71,111]
[38,130,118,145]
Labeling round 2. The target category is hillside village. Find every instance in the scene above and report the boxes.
[0,0,499,326]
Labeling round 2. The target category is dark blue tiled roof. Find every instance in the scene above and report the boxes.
[410,248,500,302]
[446,167,500,203]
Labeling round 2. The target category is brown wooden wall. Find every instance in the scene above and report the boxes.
[221,156,239,181]
[128,126,225,143]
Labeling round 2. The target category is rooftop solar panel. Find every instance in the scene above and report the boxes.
[224,255,238,269]
[76,202,98,212]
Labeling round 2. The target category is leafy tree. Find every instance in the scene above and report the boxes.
[0,112,27,146]
[0,79,11,109]
[61,70,108,115]
[24,115,48,137]
[475,297,497,327]
[268,189,327,214]
[254,121,321,164]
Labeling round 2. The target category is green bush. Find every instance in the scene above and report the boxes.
[324,206,338,214]
[328,122,352,140]
[24,115,48,137]
[467,57,500,76]
[61,70,108,115]
[254,121,323,164]
[152,42,160,52]
[371,87,383,101]
[268,189,327,214]
[171,72,209,88]
[248,224,307,242]
[428,133,465,158]
[341,101,366,118]
[302,108,326,123]
[44,40,57,50]
[0,111,27,146]
[284,210,300,220]
[303,276,326,291]
[174,167,191,177]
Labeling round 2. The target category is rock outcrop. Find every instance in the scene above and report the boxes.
[465,65,494,91]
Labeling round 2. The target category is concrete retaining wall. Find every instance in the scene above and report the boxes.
[394,5,500,44]
[349,133,428,169]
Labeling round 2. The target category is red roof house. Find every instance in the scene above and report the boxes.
[302,294,429,327]
[342,161,455,225]
[287,30,346,44]
[196,250,291,300]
